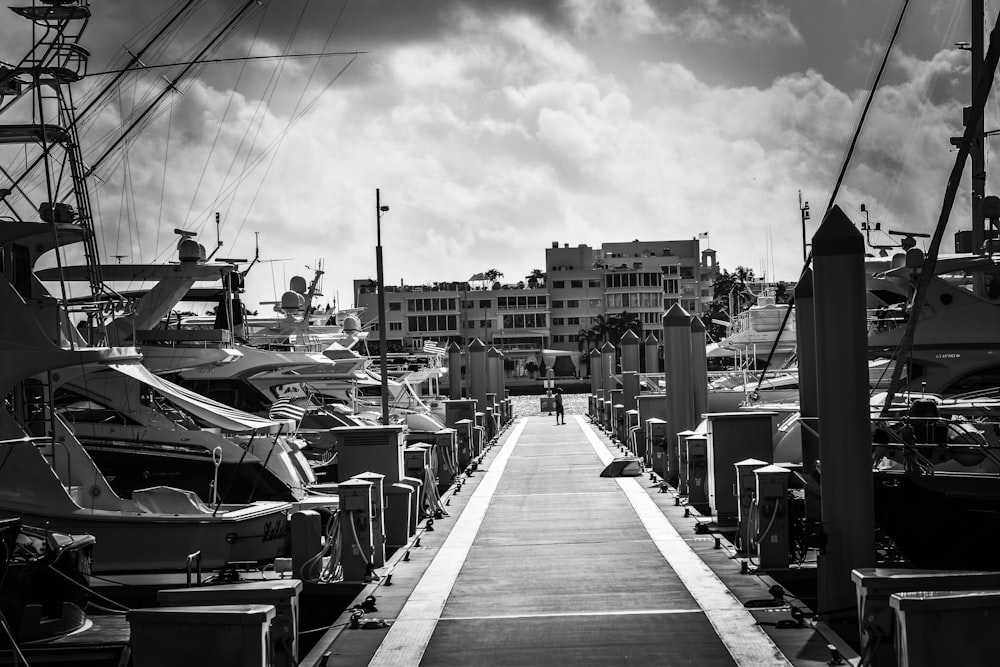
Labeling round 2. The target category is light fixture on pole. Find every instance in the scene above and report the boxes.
[375,189,390,425]
[799,191,810,262]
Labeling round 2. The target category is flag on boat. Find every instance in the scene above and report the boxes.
[423,340,447,356]
[268,397,308,425]
[698,232,709,239]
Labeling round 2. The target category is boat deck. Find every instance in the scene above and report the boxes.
[302,414,850,666]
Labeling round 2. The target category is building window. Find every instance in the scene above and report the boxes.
[570,280,583,288]
[406,297,457,312]
[406,315,458,332]
[501,313,547,329]
[588,279,601,288]
[552,280,565,288]
[389,302,402,311]
[568,317,580,325]
[551,318,565,326]
[479,300,491,309]
[566,300,579,308]
[496,295,548,309]
[552,300,564,308]
[390,322,402,331]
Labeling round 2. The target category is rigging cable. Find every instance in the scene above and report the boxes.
[76,0,201,124]
[232,0,353,236]
[880,9,1000,415]
[753,0,911,395]
[206,0,309,233]
[84,0,266,179]
[192,0,355,244]
[155,87,175,258]
[87,51,367,76]
[179,3,271,232]
[824,0,911,216]
[875,0,964,218]
[185,53,359,230]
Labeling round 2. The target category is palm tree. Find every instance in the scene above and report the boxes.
[576,327,596,377]
[526,268,546,288]
[483,268,503,284]
[621,311,643,341]
[606,310,641,345]
[589,314,610,347]
[707,266,757,340]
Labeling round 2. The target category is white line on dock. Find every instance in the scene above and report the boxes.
[577,415,793,667]
[441,608,703,621]
[367,418,527,667]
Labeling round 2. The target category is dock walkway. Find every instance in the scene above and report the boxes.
[303,415,845,666]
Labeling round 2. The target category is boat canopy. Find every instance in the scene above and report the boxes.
[108,363,293,434]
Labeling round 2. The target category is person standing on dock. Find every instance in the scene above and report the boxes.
[554,387,565,425]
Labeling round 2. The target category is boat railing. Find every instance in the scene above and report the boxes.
[866,305,907,335]
[707,368,798,391]
[871,415,1000,473]
[136,328,234,348]
[0,435,74,489]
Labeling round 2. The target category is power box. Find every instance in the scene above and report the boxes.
[706,412,776,524]
[444,398,477,429]
[332,426,404,483]
[734,458,768,554]
[128,604,275,667]
[157,581,301,667]
[626,409,640,456]
[686,435,708,512]
[675,430,695,495]
[337,478,374,582]
[753,464,790,569]
[434,429,458,490]
[612,404,625,443]
[646,418,669,479]
[454,418,473,469]
[352,472,386,568]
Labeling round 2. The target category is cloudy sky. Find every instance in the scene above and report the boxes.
[3,0,995,311]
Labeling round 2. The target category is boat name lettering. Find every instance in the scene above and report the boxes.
[934,353,961,359]
[263,519,287,543]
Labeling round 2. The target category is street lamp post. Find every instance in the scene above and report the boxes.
[376,189,390,425]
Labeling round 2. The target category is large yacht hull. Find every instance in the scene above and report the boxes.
[0,503,290,573]
[78,436,295,503]
[873,470,1000,569]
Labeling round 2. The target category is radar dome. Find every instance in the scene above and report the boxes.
[280,290,306,311]
[905,248,924,269]
[342,314,361,332]
[178,239,202,263]
[289,275,308,294]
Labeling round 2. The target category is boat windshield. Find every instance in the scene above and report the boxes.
[53,390,141,426]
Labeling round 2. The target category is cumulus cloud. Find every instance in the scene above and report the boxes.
[11,0,974,309]
[565,0,802,45]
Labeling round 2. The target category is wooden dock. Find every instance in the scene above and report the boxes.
[302,414,854,666]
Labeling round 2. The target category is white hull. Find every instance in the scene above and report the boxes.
[0,503,289,572]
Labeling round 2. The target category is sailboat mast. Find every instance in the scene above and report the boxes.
[972,0,986,254]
